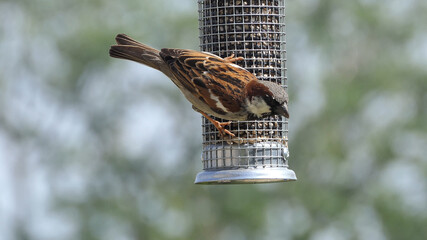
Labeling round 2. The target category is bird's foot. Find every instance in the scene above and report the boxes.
[200,112,235,137]
[212,120,235,137]
[224,54,244,63]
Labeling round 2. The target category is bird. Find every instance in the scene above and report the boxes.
[109,34,289,137]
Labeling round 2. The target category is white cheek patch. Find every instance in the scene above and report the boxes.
[245,97,271,117]
[209,90,228,112]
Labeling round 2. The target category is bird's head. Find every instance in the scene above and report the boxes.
[245,80,289,119]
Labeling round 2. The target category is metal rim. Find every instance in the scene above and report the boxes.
[195,167,297,184]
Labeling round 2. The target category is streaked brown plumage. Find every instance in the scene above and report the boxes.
[109,34,289,137]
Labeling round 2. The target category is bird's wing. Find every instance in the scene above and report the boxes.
[159,49,257,114]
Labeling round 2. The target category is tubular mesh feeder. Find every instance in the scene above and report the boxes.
[195,0,297,184]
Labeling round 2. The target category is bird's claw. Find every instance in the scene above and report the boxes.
[200,112,235,138]
[224,54,244,63]
[214,121,235,137]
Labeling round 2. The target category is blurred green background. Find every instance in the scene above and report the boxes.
[1,0,426,239]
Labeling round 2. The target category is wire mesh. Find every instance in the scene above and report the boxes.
[196,0,295,182]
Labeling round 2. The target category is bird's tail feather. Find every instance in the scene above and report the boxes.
[109,34,163,72]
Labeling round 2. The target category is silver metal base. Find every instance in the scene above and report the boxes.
[194,167,297,184]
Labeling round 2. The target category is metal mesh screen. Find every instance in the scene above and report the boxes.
[197,0,290,174]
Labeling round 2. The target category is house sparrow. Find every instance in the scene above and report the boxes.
[109,34,289,137]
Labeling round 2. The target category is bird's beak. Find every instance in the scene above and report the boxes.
[275,104,289,118]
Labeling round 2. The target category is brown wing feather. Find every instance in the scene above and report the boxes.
[159,49,258,113]
[199,55,257,113]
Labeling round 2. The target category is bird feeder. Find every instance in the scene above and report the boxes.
[195,0,297,184]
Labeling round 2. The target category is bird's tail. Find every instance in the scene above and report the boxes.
[109,34,163,72]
